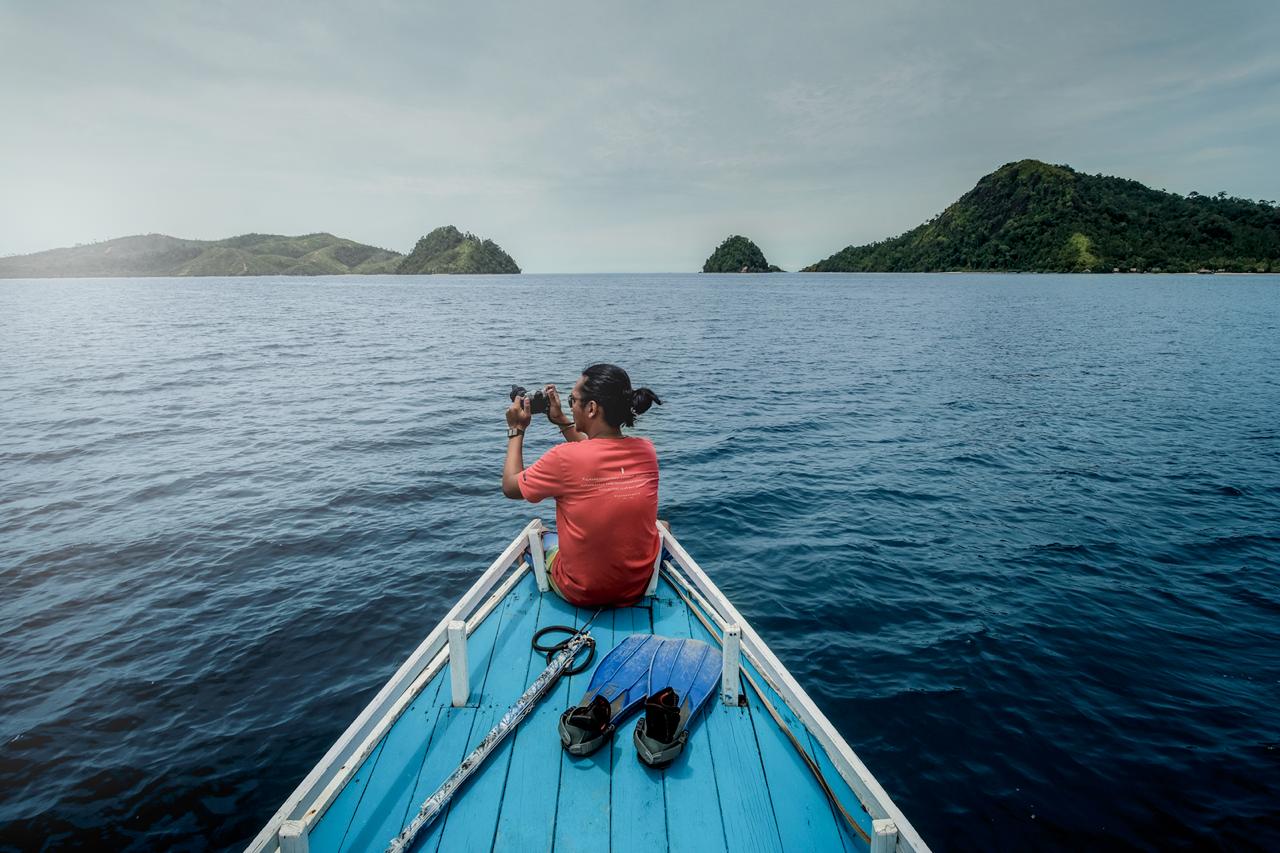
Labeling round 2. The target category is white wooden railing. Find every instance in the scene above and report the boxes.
[247,519,930,853]
[244,520,545,853]
[654,524,931,853]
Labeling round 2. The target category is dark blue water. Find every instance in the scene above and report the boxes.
[2,274,1278,852]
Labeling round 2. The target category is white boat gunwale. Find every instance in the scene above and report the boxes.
[655,530,930,853]
[244,518,545,853]
[247,519,929,853]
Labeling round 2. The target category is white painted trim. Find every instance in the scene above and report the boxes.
[644,522,663,597]
[872,819,899,853]
[448,621,469,707]
[721,624,741,706]
[244,519,544,853]
[656,527,931,853]
[278,821,307,853]
[300,545,534,838]
[663,561,727,632]
[298,532,536,831]
[250,520,928,853]
[528,526,549,592]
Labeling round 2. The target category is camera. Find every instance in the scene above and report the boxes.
[509,385,549,415]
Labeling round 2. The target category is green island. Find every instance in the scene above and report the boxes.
[702,235,782,273]
[0,227,520,278]
[396,226,520,275]
[6,163,1279,278]
[805,160,1280,273]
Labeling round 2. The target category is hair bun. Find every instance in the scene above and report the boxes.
[581,364,659,428]
[630,387,662,415]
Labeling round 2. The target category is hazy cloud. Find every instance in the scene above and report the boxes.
[2,0,1277,271]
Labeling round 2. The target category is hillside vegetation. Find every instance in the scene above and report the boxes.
[702,235,781,272]
[396,226,520,274]
[0,233,403,278]
[806,160,1280,273]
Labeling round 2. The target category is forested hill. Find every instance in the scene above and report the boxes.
[806,160,1280,273]
[0,226,522,277]
[0,233,404,278]
[395,226,520,274]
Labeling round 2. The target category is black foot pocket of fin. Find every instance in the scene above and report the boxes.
[633,688,690,768]
[559,694,615,756]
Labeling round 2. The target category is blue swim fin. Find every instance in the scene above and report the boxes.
[559,633,661,756]
[634,637,722,767]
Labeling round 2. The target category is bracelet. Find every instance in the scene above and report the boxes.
[557,421,575,430]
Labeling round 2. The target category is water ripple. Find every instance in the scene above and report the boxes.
[1,274,1279,851]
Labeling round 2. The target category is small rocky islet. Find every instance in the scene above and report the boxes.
[701,235,782,273]
[705,161,1278,275]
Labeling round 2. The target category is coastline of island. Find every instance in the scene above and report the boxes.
[0,226,520,279]
[3,160,1277,278]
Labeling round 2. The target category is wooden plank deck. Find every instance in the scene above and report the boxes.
[306,565,869,852]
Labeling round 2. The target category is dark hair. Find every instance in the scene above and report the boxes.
[580,363,662,428]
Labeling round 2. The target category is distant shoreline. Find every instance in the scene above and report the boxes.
[0,227,521,279]
[4,270,1277,281]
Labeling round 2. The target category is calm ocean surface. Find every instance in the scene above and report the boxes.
[1,273,1278,851]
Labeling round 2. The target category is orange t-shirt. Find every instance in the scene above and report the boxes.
[518,437,660,607]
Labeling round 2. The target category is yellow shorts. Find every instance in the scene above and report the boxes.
[544,546,568,600]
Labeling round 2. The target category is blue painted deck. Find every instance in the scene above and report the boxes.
[308,565,873,852]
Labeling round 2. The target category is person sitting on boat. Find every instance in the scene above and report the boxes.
[502,363,662,607]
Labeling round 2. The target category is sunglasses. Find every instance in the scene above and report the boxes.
[567,393,589,408]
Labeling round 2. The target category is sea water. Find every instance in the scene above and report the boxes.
[1,274,1277,851]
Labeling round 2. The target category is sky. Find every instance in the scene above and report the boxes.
[2,0,1278,272]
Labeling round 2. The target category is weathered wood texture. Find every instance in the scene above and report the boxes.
[304,570,869,852]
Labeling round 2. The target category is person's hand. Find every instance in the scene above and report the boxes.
[544,384,568,424]
[506,396,531,430]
